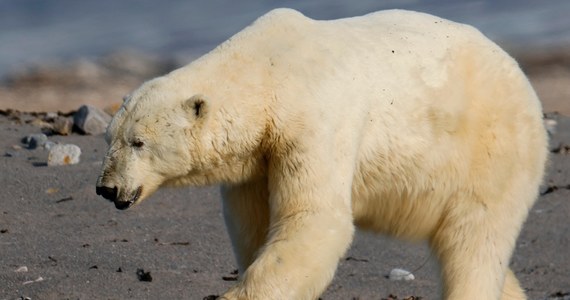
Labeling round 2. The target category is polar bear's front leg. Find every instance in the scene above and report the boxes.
[222,211,354,300]
[221,179,270,273]
[221,159,355,299]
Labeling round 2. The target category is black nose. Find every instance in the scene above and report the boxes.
[96,186,118,202]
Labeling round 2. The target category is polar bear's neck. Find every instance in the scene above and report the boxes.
[164,53,271,185]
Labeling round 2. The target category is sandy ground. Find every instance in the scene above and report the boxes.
[0,49,569,299]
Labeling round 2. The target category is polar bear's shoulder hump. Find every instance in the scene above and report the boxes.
[255,8,309,26]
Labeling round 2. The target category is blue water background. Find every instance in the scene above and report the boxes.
[1,0,569,76]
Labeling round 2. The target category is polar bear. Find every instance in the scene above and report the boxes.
[96,8,548,300]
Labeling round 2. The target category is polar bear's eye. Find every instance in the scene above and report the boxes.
[131,139,144,148]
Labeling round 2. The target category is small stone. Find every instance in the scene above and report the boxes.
[104,102,122,116]
[15,266,28,273]
[544,118,557,136]
[46,188,59,194]
[44,112,58,121]
[52,116,73,135]
[22,133,48,149]
[73,105,111,135]
[47,144,81,166]
[23,276,43,285]
[389,268,415,281]
[44,141,56,151]
[136,268,153,282]
[29,118,53,130]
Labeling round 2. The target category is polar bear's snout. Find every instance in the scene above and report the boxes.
[96,177,143,210]
[96,185,117,202]
[96,183,143,210]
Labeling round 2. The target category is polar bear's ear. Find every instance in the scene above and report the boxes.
[183,94,208,119]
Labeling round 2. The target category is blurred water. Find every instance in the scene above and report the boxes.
[1,0,569,76]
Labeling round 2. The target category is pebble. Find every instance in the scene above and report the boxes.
[388,268,415,281]
[44,141,56,151]
[5,145,22,157]
[544,118,557,136]
[73,105,111,135]
[52,116,73,136]
[4,152,16,157]
[47,144,81,166]
[44,112,58,121]
[22,133,48,149]
[15,266,28,273]
[23,276,43,285]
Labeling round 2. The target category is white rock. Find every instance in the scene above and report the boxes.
[73,105,111,135]
[15,266,28,273]
[23,276,44,285]
[48,144,81,166]
[389,268,415,281]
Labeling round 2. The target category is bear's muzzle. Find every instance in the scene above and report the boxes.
[96,185,143,210]
[96,185,118,202]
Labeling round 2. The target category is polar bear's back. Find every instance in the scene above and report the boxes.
[197,9,529,118]
[250,9,544,149]
[251,8,488,67]
[243,8,525,112]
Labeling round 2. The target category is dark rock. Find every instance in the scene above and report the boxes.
[22,133,48,149]
[73,105,111,135]
[136,268,152,282]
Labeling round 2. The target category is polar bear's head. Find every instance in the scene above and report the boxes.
[96,77,213,210]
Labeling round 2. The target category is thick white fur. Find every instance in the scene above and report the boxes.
[99,9,548,300]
